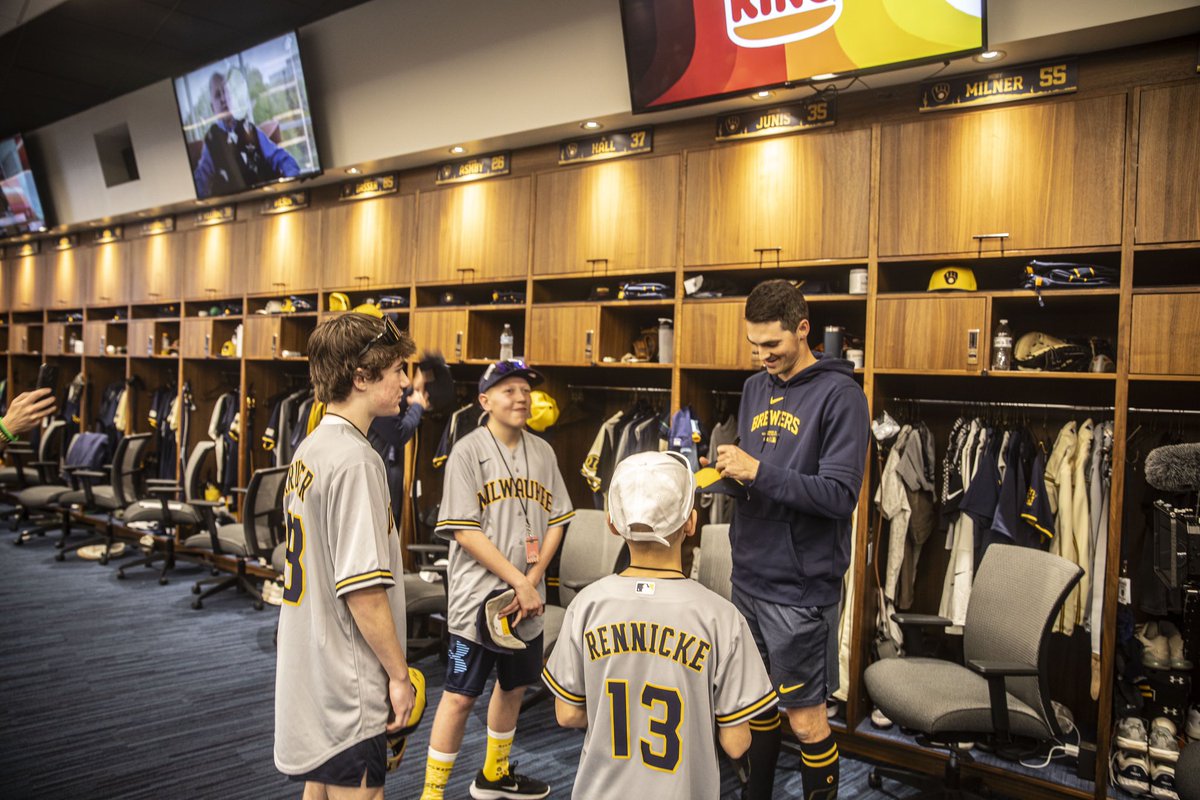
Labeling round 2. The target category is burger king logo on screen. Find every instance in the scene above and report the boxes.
[724,0,843,48]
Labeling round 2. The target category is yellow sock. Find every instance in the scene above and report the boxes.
[483,727,515,781]
[420,747,457,800]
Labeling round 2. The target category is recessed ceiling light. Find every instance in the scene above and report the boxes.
[37,226,46,232]
[346,167,362,175]
[752,90,774,100]
[580,121,603,130]
[974,49,1005,63]
[811,72,838,81]
[449,145,466,155]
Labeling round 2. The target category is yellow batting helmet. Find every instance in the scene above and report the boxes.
[527,390,560,432]
[328,292,350,312]
[353,302,383,318]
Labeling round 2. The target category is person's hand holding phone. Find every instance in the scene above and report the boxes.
[2,388,57,439]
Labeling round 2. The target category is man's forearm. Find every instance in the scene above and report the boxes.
[345,586,409,679]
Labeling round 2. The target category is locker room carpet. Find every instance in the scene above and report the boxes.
[0,521,917,800]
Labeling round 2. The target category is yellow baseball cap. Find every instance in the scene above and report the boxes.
[927,266,977,292]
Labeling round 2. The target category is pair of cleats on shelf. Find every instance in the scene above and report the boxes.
[1134,621,1193,671]
[1113,716,1181,799]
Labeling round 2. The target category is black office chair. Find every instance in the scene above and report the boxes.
[8,421,68,543]
[184,466,287,610]
[56,433,153,563]
[863,544,1082,799]
[117,441,217,584]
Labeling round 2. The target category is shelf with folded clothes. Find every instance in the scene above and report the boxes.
[877,251,1122,295]
[315,286,411,315]
[530,272,676,304]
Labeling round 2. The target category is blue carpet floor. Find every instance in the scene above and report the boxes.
[0,523,920,799]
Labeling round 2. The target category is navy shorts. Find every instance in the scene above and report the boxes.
[444,632,545,697]
[732,585,839,709]
[288,732,387,788]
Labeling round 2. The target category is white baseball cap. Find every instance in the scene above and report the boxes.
[607,451,695,547]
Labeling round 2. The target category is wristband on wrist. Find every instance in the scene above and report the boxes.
[0,419,16,443]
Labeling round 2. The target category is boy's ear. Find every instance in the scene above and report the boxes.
[684,509,698,539]
[607,518,623,538]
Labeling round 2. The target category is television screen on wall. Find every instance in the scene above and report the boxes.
[620,0,987,113]
[0,134,49,236]
[173,31,321,200]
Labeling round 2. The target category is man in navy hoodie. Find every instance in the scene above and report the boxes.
[714,280,869,800]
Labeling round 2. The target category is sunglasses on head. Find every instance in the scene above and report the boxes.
[356,315,403,362]
[488,359,530,378]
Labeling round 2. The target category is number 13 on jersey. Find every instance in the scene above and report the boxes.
[606,680,683,773]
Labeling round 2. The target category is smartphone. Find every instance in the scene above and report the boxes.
[36,363,59,391]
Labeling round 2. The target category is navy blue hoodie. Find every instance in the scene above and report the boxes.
[731,354,870,607]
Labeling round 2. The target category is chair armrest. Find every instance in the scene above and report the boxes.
[188,500,227,508]
[146,486,182,497]
[6,446,34,458]
[30,460,59,468]
[891,613,953,628]
[407,544,449,555]
[966,659,1039,677]
[416,563,447,574]
[230,487,249,495]
[64,467,109,479]
[560,578,592,590]
[145,479,181,487]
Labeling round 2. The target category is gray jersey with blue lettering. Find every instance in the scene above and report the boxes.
[435,426,574,643]
[543,575,776,800]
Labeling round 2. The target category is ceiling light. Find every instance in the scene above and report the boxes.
[811,72,838,81]
[449,145,466,155]
[752,90,774,100]
[346,167,362,175]
[974,49,1005,63]
[580,121,603,130]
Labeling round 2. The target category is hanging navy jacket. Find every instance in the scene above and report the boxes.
[731,353,870,607]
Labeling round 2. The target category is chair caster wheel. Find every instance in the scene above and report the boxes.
[254,600,264,611]
[14,537,23,546]
[192,584,201,595]
[159,577,169,585]
[55,552,65,562]
[192,599,202,610]
[117,570,126,579]
[868,770,883,790]
[99,554,109,565]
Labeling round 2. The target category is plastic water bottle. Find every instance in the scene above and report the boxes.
[499,324,514,361]
[991,319,1013,371]
[657,318,674,363]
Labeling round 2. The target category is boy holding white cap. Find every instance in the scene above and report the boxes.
[543,450,777,799]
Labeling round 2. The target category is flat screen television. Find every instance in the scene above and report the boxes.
[173,31,321,200]
[620,0,987,113]
[0,134,49,236]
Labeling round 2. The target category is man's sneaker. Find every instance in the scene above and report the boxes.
[470,762,550,800]
[870,707,894,729]
[1148,718,1180,762]
[1158,621,1193,670]
[1136,622,1171,669]
[1186,705,1200,741]
[1150,760,1179,800]
[1113,750,1152,794]
[1117,717,1150,753]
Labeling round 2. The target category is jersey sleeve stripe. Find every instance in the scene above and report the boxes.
[716,689,778,726]
[541,667,584,705]
[547,511,575,527]
[435,519,481,529]
[334,570,396,592]
[1019,513,1054,539]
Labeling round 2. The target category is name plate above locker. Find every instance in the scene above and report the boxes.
[435,153,511,185]
[339,172,398,201]
[558,128,653,165]
[920,60,1078,112]
[715,97,836,142]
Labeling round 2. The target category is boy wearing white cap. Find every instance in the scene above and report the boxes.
[543,451,777,799]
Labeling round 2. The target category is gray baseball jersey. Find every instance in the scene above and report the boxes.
[435,426,574,643]
[274,416,406,775]
[543,575,776,800]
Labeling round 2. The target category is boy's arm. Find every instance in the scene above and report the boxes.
[718,723,751,759]
[344,586,414,732]
[555,698,588,729]
[525,524,564,588]
[454,530,543,620]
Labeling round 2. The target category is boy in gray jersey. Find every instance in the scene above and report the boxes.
[274,313,417,799]
[544,450,776,800]
[422,359,574,800]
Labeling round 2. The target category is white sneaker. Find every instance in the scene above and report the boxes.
[1158,621,1194,670]
[1186,706,1200,741]
[1117,717,1149,753]
[1150,760,1179,800]
[1136,622,1171,669]
[1148,718,1180,762]
[1113,750,1152,794]
[261,579,284,607]
[870,707,893,729]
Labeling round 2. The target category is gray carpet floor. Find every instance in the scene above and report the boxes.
[0,523,920,799]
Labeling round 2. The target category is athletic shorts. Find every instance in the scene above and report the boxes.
[444,632,545,697]
[288,732,387,787]
[732,585,839,709]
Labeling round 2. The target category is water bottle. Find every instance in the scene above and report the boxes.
[657,318,674,363]
[991,319,1013,371]
[499,323,514,361]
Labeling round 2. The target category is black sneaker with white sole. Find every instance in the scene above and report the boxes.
[469,762,550,799]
